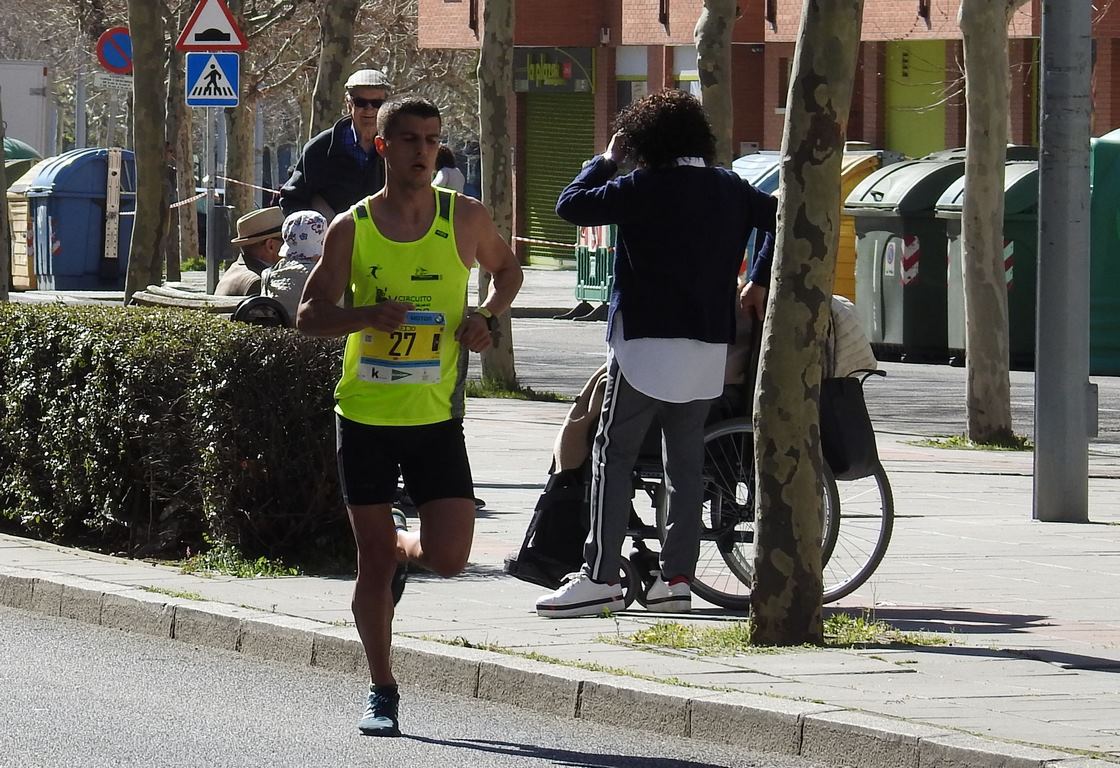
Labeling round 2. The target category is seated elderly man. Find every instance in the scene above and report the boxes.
[216,207,284,296]
[261,210,326,319]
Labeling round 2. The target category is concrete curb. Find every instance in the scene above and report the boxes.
[0,568,1113,768]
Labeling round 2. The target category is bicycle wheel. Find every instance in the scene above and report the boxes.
[821,463,894,603]
[654,418,838,611]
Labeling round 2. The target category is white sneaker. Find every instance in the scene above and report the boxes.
[645,574,691,613]
[535,572,624,618]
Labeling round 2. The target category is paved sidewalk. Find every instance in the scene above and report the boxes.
[3,398,1119,768]
[6,267,1120,766]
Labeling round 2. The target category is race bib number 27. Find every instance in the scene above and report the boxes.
[358,311,445,384]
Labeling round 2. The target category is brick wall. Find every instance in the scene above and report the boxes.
[418,0,478,48]
[762,41,795,149]
[853,42,885,147]
[767,0,1038,43]
[1093,39,1120,137]
[732,44,766,149]
[418,0,610,48]
[595,46,616,151]
[619,0,766,45]
[647,45,671,91]
[1095,0,1120,39]
[620,0,702,45]
[1008,38,1037,146]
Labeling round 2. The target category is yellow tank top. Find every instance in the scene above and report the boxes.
[334,189,469,426]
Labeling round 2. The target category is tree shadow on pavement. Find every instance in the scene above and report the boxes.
[847,607,1049,635]
[405,735,737,767]
[858,642,1120,672]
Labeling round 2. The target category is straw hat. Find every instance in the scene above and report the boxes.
[230,207,284,246]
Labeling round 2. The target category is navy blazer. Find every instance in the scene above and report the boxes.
[556,156,777,344]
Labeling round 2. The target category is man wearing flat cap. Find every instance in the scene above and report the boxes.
[215,207,285,296]
[279,69,391,219]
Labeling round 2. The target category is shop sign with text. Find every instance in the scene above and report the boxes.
[513,48,594,93]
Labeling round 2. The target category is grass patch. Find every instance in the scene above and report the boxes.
[910,433,1033,451]
[615,612,947,656]
[621,621,784,656]
[824,611,948,647]
[141,586,206,601]
[177,542,301,579]
[465,378,571,403]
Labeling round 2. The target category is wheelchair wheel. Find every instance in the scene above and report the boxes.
[821,463,894,603]
[653,418,837,611]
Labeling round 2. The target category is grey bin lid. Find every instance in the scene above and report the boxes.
[934,161,1039,219]
[843,158,966,216]
[731,151,781,186]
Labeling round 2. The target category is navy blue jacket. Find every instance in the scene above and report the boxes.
[556,156,777,344]
[279,117,385,217]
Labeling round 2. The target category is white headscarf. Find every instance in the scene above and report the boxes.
[278,210,327,264]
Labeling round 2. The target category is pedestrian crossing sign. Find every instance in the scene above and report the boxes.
[185,52,239,107]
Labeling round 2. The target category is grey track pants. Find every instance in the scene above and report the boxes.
[582,356,712,584]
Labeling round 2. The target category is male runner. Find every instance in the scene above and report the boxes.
[296,95,522,737]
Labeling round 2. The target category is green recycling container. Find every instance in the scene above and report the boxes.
[1089,129,1120,375]
[936,160,1039,370]
[574,224,615,304]
[843,152,967,362]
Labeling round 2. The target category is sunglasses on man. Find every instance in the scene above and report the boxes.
[350,96,384,110]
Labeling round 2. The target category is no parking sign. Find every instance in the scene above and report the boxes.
[96,27,133,75]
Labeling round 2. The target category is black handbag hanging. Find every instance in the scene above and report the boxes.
[820,317,883,481]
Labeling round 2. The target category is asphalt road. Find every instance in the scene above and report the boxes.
[0,606,828,768]
[477,318,1120,447]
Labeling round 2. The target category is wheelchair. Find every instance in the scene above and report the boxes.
[619,382,894,612]
[508,325,894,613]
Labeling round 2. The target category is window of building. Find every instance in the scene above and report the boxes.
[616,80,648,112]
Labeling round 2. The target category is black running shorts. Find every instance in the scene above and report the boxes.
[335,415,475,507]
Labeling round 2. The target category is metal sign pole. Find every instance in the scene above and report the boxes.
[75,64,87,149]
[106,89,118,148]
[205,107,218,293]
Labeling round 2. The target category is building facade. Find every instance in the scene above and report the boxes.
[419,0,1117,264]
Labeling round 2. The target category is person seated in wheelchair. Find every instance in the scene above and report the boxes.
[261,210,328,322]
[534,89,778,619]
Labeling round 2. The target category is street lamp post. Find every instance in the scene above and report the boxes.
[1034,0,1094,523]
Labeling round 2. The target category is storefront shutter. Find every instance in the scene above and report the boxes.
[523,92,595,266]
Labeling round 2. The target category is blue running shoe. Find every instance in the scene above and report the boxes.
[391,508,408,606]
[359,684,400,737]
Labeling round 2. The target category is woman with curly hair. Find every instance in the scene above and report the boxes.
[536,89,777,619]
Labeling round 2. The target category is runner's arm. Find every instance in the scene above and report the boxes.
[296,213,411,337]
[461,199,523,318]
[453,199,523,352]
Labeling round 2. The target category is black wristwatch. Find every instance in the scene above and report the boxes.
[475,307,499,333]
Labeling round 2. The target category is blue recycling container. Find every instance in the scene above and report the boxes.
[732,152,781,270]
[26,148,136,291]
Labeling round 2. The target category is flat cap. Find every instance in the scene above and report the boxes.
[344,69,390,89]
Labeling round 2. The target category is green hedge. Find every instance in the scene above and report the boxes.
[0,303,352,568]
